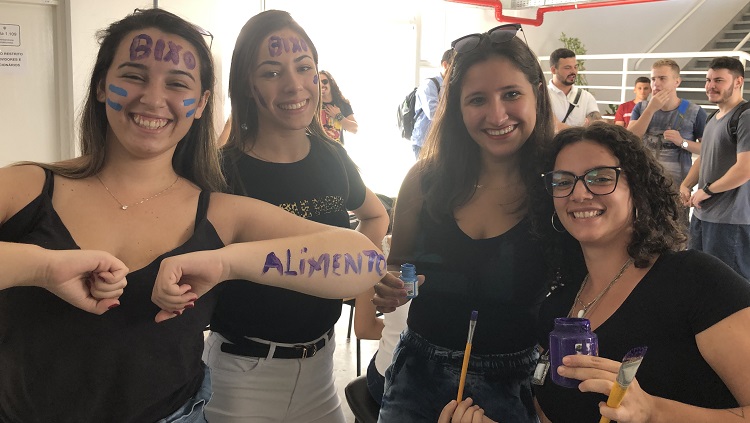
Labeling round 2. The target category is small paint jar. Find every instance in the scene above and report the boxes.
[549,317,598,388]
[400,263,418,299]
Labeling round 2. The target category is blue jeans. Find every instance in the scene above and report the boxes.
[377,328,538,423]
[689,215,750,279]
[366,352,385,405]
[157,364,213,423]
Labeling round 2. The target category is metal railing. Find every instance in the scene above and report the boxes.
[538,50,750,114]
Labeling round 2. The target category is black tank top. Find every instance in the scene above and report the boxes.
[0,170,223,423]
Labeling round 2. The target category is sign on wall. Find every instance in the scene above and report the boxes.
[0,24,20,46]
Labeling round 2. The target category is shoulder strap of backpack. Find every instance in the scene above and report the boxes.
[706,109,718,124]
[728,101,750,145]
[429,77,440,93]
[562,89,583,123]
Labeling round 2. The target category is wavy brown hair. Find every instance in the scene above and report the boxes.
[532,122,687,269]
[419,35,554,223]
[319,70,351,108]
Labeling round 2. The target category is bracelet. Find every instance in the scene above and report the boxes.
[335,113,344,122]
[702,182,716,196]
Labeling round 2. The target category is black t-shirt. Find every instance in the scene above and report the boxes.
[534,250,750,423]
[213,135,367,342]
[0,170,222,423]
[407,213,555,354]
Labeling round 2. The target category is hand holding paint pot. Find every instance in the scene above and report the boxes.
[599,347,648,423]
[549,317,598,388]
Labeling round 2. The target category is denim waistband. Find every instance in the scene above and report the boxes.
[399,327,537,372]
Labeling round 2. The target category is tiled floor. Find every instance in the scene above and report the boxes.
[333,302,381,423]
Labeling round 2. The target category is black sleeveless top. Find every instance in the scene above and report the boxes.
[0,170,223,423]
[407,210,551,354]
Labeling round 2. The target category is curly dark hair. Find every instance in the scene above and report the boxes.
[532,122,687,269]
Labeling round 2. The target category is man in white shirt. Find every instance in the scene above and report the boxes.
[547,48,601,132]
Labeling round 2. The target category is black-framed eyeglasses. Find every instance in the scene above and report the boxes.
[133,8,214,50]
[320,79,329,85]
[541,166,622,198]
[451,24,525,54]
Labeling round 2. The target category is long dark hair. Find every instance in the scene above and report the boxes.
[319,70,351,107]
[223,10,328,151]
[533,122,686,269]
[419,36,553,222]
[23,8,223,191]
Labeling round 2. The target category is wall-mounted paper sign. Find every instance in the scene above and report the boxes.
[0,48,26,74]
[0,24,21,47]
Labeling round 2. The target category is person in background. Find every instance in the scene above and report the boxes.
[373,24,585,422]
[441,123,750,423]
[205,10,388,423]
[0,9,382,423]
[547,47,601,132]
[411,48,454,159]
[614,76,651,127]
[319,69,358,144]
[681,56,750,279]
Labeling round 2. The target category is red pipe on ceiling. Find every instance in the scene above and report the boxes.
[446,0,665,26]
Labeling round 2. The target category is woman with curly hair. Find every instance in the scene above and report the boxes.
[529,122,750,423]
[319,70,358,144]
[441,122,750,423]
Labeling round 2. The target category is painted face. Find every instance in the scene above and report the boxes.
[706,68,741,105]
[97,28,209,157]
[552,57,578,87]
[633,82,652,102]
[460,56,537,161]
[552,140,633,248]
[250,28,319,132]
[320,73,332,103]
[650,65,680,96]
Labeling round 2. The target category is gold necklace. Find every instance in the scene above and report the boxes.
[96,174,180,210]
[572,258,633,318]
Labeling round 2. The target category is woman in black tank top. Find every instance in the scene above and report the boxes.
[0,9,382,423]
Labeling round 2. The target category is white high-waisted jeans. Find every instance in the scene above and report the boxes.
[202,331,345,423]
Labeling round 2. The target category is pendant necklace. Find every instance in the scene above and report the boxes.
[572,257,633,318]
[96,174,180,210]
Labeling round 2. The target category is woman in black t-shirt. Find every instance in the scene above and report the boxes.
[319,69,358,144]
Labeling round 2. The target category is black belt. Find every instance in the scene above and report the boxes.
[219,328,334,359]
[661,142,680,150]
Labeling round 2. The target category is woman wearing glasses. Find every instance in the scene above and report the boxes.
[442,123,750,422]
[319,70,358,144]
[206,10,388,423]
[373,25,584,422]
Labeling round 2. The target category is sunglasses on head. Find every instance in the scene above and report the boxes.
[132,8,214,50]
[320,79,329,85]
[451,24,524,54]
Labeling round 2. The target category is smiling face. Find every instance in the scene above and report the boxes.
[553,140,634,248]
[460,55,536,161]
[250,28,319,134]
[320,72,332,103]
[97,28,209,158]
[706,67,743,105]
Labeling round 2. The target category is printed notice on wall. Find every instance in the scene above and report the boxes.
[0,24,21,47]
[0,48,26,74]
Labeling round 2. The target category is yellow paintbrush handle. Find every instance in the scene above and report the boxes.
[599,383,628,423]
[456,343,472,402]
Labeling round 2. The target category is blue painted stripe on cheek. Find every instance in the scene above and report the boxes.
[108,84,128,97]
[183,98,196,106]
[186,108,196,118]
[106,98,123,111]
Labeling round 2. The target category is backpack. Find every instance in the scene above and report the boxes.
[397,77,440,140]
[706,101,750,145]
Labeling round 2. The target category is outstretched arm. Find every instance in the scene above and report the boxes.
[0,242,128,314]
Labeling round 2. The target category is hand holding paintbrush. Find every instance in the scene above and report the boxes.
[457,310,478,402]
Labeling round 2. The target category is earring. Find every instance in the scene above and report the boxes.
[551,211,566,233]
[634,207,639,222]
[240,123,248,131]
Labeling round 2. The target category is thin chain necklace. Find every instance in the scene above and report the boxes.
[572,257,633,318]
[96,174,180,210]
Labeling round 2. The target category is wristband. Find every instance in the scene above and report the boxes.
[335,113,344,121]
[702,182,716,196]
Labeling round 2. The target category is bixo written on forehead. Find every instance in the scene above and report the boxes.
[128,32,199,70]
